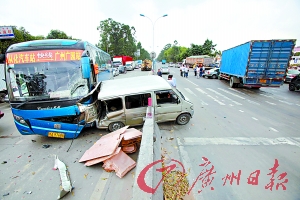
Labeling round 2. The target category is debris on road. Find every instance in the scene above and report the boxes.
[3,193,9,196]
[53,155,73,199]
[79,126,142,178]
[42,144,51,148]
[1,161,7,164]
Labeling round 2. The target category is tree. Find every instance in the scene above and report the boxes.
[157,43,171,61]
[46,29,72,39]
[97,18,137,57]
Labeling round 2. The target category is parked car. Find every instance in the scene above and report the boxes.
[289,74,300,91]
[169,62,175,67]
[202,68,220,79]
[284,69,300,83]
[161,66,170,74]
[118,65,127,74]
[125,63,134,71]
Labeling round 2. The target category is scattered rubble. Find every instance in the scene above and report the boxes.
[79,126,142,178]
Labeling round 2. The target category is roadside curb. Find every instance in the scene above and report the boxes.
[132,117,163,200]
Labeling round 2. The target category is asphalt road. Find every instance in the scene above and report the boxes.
[0,65,299,200]
[157,63,300,200]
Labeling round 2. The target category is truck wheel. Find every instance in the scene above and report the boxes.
[108,122,125,132]
[230,77,236,88]
[289,83,296,91]
[0,93,6,103]
[176,113,191,125]
[212,74,217,79]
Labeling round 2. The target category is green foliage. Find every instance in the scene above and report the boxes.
[97,18,140,57]
[157,43,171,61]
[294,52,300,56]
[46,29,72,39]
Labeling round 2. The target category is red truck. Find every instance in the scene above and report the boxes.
[113,55,133,66]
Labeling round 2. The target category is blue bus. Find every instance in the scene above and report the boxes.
[1,39,113,139]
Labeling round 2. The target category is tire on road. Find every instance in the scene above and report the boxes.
[176,113,191,125]
[108,121,125,132]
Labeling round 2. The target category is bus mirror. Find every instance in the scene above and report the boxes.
[81,57,91,79]
[0,54,5,63]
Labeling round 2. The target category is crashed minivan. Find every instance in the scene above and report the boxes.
[84,75,194,132]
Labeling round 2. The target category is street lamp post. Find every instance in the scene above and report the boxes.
[140,14,168,74]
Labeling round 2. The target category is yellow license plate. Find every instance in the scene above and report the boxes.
[48,132,65,138]
[259,79,267,83]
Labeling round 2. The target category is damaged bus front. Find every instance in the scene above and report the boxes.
[2,39,112,139]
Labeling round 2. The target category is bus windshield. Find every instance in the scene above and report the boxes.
[6,60,88,101]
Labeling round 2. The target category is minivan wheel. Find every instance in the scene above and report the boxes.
[212,74,217,79]
[289,83,296,91]
[108,122,125,132]
[176,113,191,125]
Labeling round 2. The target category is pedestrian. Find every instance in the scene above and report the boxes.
[167,74,176,88]
[202,64,206,77]
[196,65,200,79]
[157,68,162,77]
[194,65,197,76]
[184,65,189,78]
[199,63,203,77]
[180,65,184,77]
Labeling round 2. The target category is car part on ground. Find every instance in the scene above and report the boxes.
[289,74,300,91]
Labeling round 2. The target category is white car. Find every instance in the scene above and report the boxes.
[161,66,170,74]
[169,62,175,67]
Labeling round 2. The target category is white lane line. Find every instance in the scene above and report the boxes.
[247,100,260,105]
[184,88,197,96]
[177,138,201,198]
[206,95,225,105]
[195,88,207,94]
[206,88,242,105]
[239,110,244,112]
[180,137,300,147]
[265,101,276,105]
[296,104,300,107]
[89,170,111,200]
[252,117,258,121]
[218,88,246,100]
[269,127,278,132]
[185,79,198,87]
[228,88,247,95]
[278,100,293,105]
[260,94,275,99]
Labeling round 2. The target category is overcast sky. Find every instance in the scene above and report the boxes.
[1,0,299,54]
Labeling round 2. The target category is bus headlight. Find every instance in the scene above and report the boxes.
[13,114,29,126]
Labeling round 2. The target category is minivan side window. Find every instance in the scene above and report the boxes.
[105,98,123,112]
[125,93,151,109]
[155,90,178,104]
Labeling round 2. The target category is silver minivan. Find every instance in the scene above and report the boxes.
[93,75,194,132]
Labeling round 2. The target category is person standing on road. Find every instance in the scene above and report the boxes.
[202,64,206,77]
[167,74,176,88]
[184,65,189,78]
[157,68,162,77]
[180,65,184,77]
[194,65,197,76]
[199,63,204,77]
[196,65,200,79]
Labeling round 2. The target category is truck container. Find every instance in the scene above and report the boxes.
[162,59,166,64]
[185,55,214,68]
[219,39,296,88]
[113,55,133,66]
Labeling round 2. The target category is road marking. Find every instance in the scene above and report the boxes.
[247,100,260,105]
[228,88,247,95]
[185,79,198,86]
[180,137,300,147]
[177,138,201,199]
[218,88,246,99]
[184,88,197,96]
[269,127,278,132]
[90,170,111,200]
[252,117,258,120]
[296,104,300,107]
[278,100,293,105]
[260,94,274,99]
[239,110,244,112]
[206,95,225,105]
[265,101,276,105]
[195,88,207,94]
[206,88,242,105]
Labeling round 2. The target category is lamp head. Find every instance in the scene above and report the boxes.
[163,14,168,17]
[140,14,145,17]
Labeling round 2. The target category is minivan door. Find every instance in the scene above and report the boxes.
[154,90,181,122]
[124,93,151,125]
